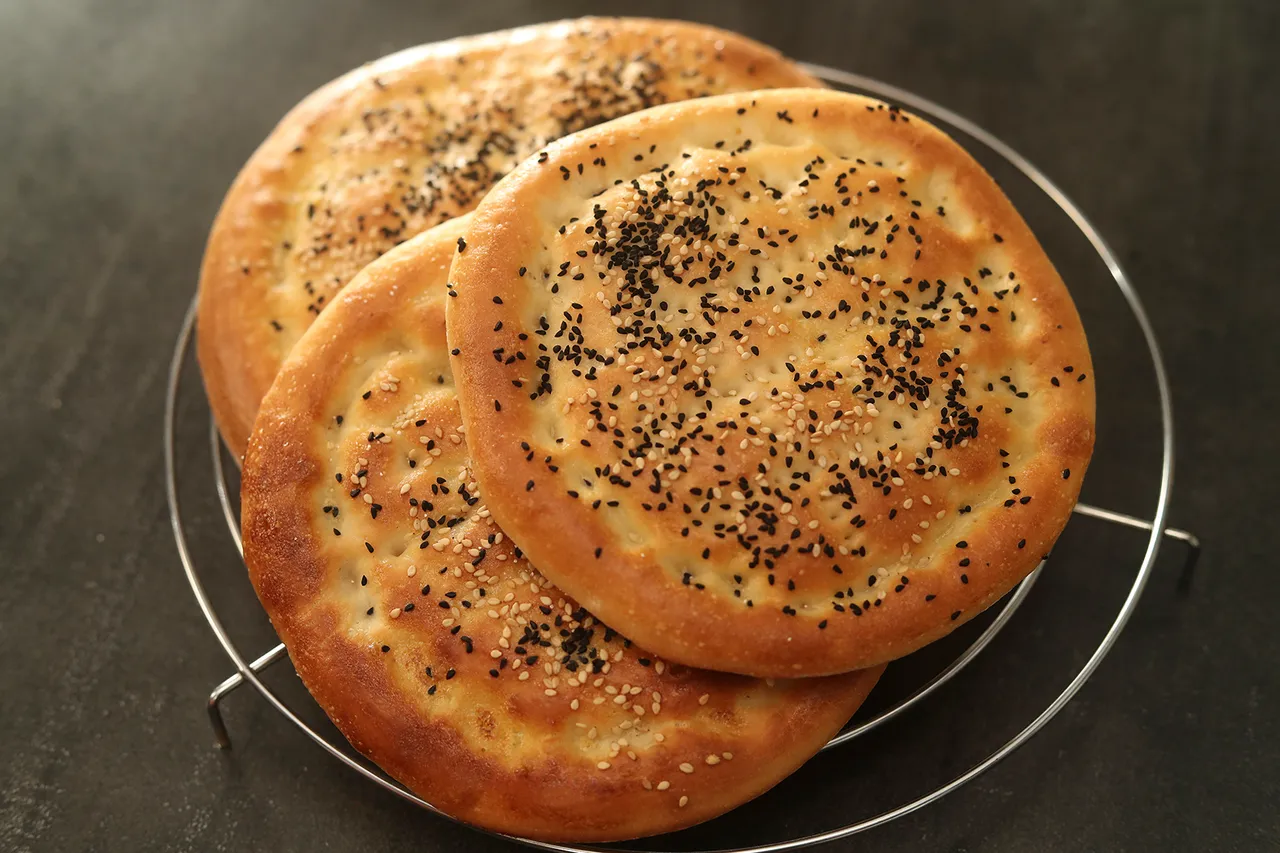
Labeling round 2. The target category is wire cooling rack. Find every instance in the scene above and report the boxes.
[167,64,1201,851]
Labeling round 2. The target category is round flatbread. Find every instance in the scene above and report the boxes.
[241,216,882,842]
[197,17,823,459]
[446,89,1096,677]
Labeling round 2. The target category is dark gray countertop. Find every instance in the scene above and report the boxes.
[2,1,1277,850]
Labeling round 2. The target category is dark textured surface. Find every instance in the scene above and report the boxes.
[1,1,1276,851]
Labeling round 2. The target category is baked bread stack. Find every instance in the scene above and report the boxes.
[198,17,823,459]
[201,17,1094,841]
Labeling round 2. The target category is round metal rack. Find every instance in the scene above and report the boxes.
[167,64,1201,852]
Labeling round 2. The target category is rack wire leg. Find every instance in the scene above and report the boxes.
[1073,502,1201,589]
[207,643,288,749]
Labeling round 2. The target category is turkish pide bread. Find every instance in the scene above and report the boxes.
[197,18,824,459]
[446,89,1096,678]
[241,216,883,841]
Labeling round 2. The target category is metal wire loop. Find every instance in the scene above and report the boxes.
[169,64,1185,852]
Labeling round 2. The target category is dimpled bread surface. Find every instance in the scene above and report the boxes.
[446,88,1095,678]
[240,216,883,842]
[197,17,824,458]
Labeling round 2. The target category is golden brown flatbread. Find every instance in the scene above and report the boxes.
[446,88,1095,677]
[241,216,882,841]
[197,18,823,458]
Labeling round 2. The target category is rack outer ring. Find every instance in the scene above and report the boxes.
[166,63,1175,853]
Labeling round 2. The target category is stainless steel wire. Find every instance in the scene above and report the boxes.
[170,65,1182,852]
[204,413,1047,755]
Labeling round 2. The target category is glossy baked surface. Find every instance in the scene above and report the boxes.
[447,89,1095,677]
[196,17,823,458]
[241,217,882,841]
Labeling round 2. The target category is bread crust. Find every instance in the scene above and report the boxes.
[241,217,882,842]
[447,89,1095,677]
[196,17,824,459]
